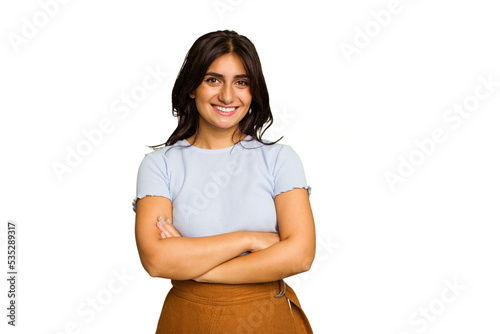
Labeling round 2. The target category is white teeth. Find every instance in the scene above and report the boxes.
[214,106,236,112]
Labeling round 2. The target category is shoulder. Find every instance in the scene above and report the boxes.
[259,140,300,162]
[242,137,304,173]
[138,143,184,175]
[244,136,295,156]
[140,140,187,163]
[139,148,167,169]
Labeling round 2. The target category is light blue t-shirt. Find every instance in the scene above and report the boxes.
[132,135,311,238]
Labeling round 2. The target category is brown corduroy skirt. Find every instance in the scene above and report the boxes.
[155,279,313,333]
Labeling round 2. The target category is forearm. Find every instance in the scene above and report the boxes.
[195,237,315,284]
[142,231,251,280]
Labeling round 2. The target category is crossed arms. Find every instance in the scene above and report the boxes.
[134,188,315,284]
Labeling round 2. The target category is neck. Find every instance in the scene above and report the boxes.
[186,128,247,150]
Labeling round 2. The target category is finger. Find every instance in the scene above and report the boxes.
[156,219,168,239]
[157,217,181,238]
[156,216,172,239]
[163,218,181,237]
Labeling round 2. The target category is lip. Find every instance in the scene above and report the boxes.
[212,104,239,117]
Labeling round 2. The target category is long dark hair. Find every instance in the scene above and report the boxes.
[148,30,282,151]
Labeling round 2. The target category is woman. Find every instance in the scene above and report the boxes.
[133,30,315,333]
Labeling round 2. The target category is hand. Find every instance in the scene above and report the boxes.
[249,232,280,253]
[192,272,209,283]
[156,216,182,239]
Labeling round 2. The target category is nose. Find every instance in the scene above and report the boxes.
[218,83,234,105]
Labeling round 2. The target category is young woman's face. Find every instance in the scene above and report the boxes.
[189,53,252,134]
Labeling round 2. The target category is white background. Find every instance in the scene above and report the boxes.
[1,0,499,333]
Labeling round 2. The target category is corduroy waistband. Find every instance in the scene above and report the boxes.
[170,279,281,306]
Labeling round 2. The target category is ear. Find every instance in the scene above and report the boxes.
[189,91,195,99]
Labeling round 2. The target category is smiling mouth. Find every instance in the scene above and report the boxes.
[213,105,238,112]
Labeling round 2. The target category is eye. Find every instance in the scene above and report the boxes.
[235,80,249,86]
[205,77,221,84]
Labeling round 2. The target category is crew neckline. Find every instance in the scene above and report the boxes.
[179,135,253,152]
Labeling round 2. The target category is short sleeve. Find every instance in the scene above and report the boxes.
[273,145,311,198]
[132,151,171,212]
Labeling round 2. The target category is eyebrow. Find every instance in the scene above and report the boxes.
[205,72,249,79]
